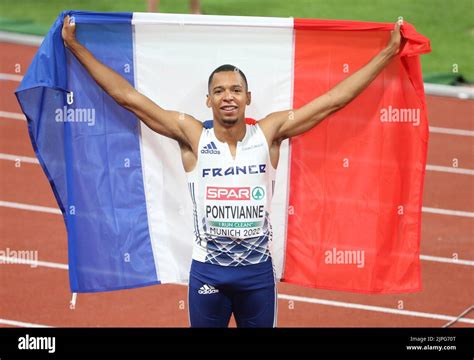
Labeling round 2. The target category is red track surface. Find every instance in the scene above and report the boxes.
[0,41,472,328]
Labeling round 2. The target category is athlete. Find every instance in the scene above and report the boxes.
[61,15,403,327]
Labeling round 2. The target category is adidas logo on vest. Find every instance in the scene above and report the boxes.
[198,284,219,295]
[201,141,220,154]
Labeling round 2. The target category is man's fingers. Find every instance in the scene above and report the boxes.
[392,16,403,33]
[63,15,75,28]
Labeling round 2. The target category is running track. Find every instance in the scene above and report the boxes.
[0,40,472,328]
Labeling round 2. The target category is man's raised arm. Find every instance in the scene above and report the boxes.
[61,15,202,147]
[260,20,404,143]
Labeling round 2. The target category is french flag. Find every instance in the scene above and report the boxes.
[16,11,430,293]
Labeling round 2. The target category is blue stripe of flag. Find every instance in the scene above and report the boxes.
[16,11,159,292]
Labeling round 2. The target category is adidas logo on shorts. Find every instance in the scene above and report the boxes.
[201,141,220,154]
[198,284,219,295]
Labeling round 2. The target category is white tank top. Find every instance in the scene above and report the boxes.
[186,119,276,266]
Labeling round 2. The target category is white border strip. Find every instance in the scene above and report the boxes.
[133,23,162,283]
[424,83,474,99]
[0,31,43,46]
[0,200,61,214]
[429,126,474,137]
[132,12,293,28]
[0,111,26,120]
[0,318,52,328]
[278,294,474,324]
[0,73,23,81]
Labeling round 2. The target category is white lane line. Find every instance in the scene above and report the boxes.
[0,318,52,328]
[277,294,474,325]
[420,255,474,266]
[0,153,38,164]
[426,164,474,175]
[429,126,474,137]
[0,73,23,81]
[0,256,68,270]
[442,305,474,328]
[0,31,43,46]
[0,111,26,120]
[0,200,61,215]
[422,207,474,218]
[425,83,474,99]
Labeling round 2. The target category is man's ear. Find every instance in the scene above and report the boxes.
[246,91,252,105]
[206,94,211,108]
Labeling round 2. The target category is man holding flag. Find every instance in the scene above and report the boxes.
[60,15,403,327]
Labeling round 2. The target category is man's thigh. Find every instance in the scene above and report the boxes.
[188,279,232,327]
[232,285,277,328]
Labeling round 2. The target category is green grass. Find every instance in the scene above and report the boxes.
[1,0,473,80]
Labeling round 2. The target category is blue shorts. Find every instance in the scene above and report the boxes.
[188,259,277,328]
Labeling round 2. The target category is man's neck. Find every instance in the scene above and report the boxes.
[213,118,246,145]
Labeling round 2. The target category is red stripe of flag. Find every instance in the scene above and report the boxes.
[282,18,430,293]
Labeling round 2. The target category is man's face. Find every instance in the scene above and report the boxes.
[207,71,251,127]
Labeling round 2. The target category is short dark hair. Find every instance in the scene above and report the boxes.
[208,64,248,92]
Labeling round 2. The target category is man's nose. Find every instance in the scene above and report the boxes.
[223,90,234,100]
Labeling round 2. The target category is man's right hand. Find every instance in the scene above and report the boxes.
[62,15,77,48]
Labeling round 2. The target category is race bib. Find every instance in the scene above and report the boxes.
[204,185,267,239]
